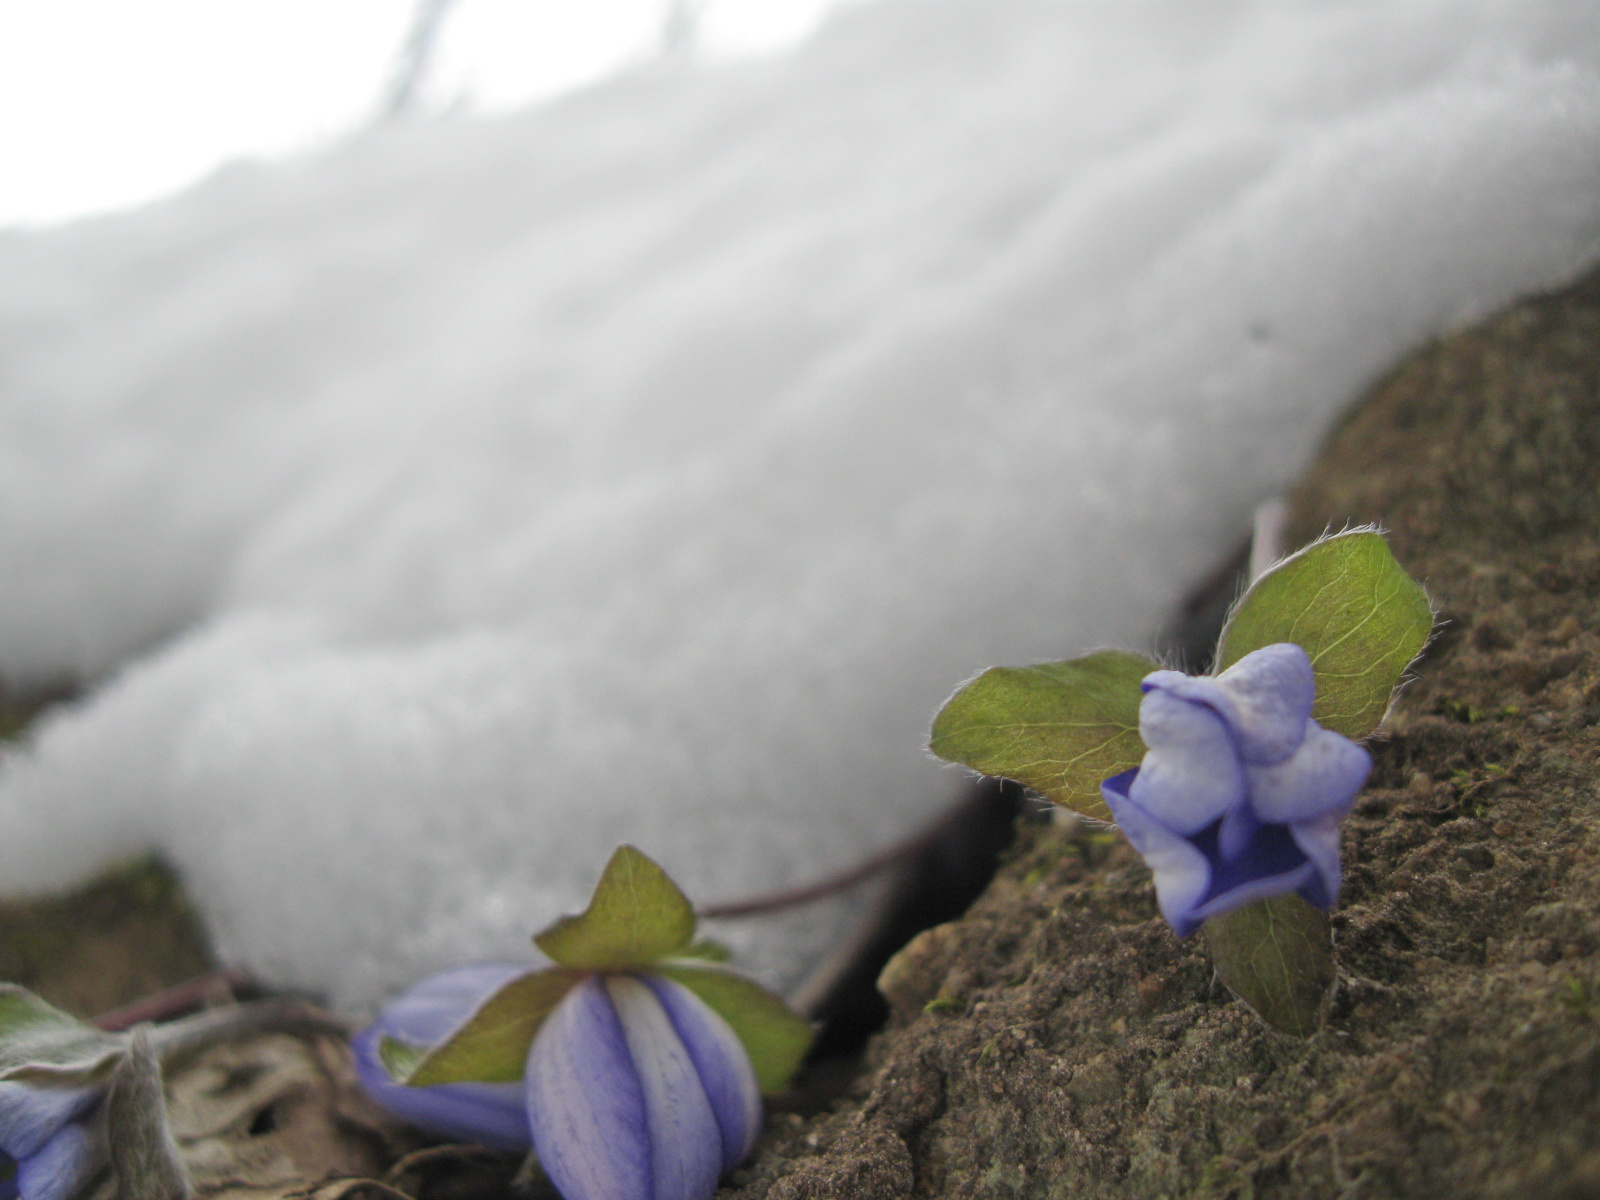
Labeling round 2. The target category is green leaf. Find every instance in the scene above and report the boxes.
[0,984,128,1084]
[390,967,583,1086]
[677,937,732,963]
[1202,895,1333,1037]
[655,963,812,1095]
[535,845,697,970]
[378,1036,426,1083]
[1217,529,1432,739]
[929,650,1158,819]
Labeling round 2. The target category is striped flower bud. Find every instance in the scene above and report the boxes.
[525,973,760,1200]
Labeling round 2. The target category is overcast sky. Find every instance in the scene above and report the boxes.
[0,0,847,230]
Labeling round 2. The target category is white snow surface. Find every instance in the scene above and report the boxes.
[2,0,1599,1011]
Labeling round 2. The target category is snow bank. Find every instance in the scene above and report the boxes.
[1,0,1597,1009]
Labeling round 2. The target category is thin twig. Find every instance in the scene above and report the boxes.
[93,969,252,1032]
[696,799,964,919]
[1249,495,1290,583]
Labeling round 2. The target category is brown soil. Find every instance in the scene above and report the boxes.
[0,856,217,1020]
[723,267,1600,1200]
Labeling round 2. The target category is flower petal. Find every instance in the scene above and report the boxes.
[1190,862,1320,928]
[1213,644,1316,763]
[1103,770,1212,937]
[525,976,651,1200]
[0,1085,94,1162]
[15,1122,92,1200]
[1289,811,1344,910]
[350,1028,531,1152]
[1245,721,1371,824]
[1186,818,1317,929]
[1217,800,1261,864]
[606,976,723,1200]
[642,975,762,1171]
[1129,688,1246,833]
[1148,644,1315,765]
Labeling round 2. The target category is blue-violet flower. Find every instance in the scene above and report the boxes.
[525,973,761,1200]
[354,965,762,1200]
[1100,642,1372,936]
[0,1082,97,1200]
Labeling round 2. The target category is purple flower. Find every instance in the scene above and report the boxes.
[525,974,761,1200]
[354,966,763,1200]
[0,1082,97,1200]
[351,963,535,1153]
[1101,642,1372,937]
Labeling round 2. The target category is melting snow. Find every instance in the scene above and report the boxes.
[1,0,1597,1009]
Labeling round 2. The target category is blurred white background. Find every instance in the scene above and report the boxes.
[0,0,849,227]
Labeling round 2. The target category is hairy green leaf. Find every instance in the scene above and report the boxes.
[677,937,732,963]
[1217,529,1432,738]
[535,845,697,970]
[656,962,812,1095]
[929,650,1157,818]
[0,984,128,1084]
[390,967,582,1086]
[1202,895,1333,1037]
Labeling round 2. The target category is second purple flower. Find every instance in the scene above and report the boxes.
[357,846,812,1200]
[526,973,760,1200]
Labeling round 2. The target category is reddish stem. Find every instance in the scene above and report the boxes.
[93,967,253,1031]
[695,804,961,920]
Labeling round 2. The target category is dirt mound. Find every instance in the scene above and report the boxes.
[728,268,1600,1200]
